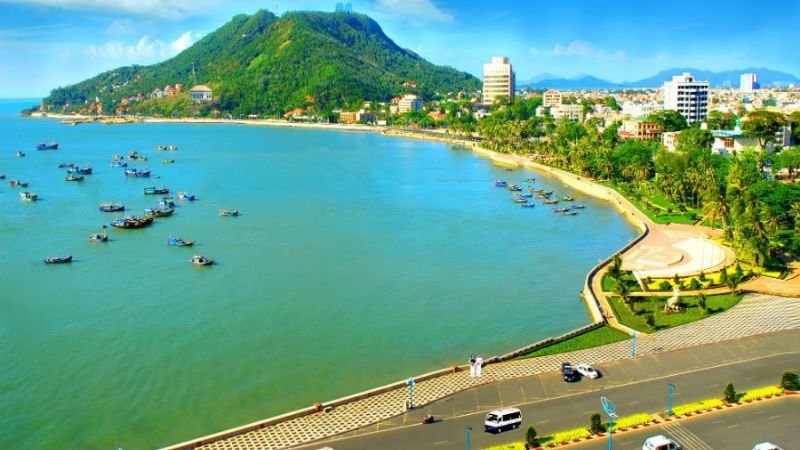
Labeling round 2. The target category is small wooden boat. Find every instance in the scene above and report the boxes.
[67,166,92,175]
[110,161,128,168]
[543,190,553,196]
[519,193,533,198]
[99,202,125,212]
[0,174,5,179]
[177,192,195,201]
[511,197,528,204]
[16,151,25,157]
[65,173,84,181]
[19,191,38,201]
[543,199,559,205]
[159,197,175,208]
[125,168,151,177]
[44,255,72,264]
[162,159,175,164]
[58,162,75,169]
[143,186,169,195]
[143,206,175,217]
[572,204,586,209]
[521,203,536,208]
[561,195,574,202]
[191,255,213,266]
[127,150,147,161]
[219,209,239,216]
[523,178,535,182]
[89,233,109,242]
[110,215,155,229]
[506,184,523,192]
[36,142,58,150]
[155,145,178,151]
[112,154,123,161]
[562,210,578,216]
[494,180,507,187]
[553,207,570,213]
[168,236,195,247]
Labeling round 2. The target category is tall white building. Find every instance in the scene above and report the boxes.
[663,72,709,124]
[740,73,759,92]
[482,56,515,106]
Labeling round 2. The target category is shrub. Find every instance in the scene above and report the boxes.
[526,425,540,448]
[645,314,656,329]
[673,273,680,284]
[724,382,737,403]
[697,294,707,315]
[698,270,706,282]
[739,386,783,402]
[659,280,672,291]
[590,413,605,434]
[719,268,729,285]
[781,371,800,391]
[688,278,701,290]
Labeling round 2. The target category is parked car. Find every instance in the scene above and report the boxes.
[752,443,784,450]
[642,435,681,450]
[575,363,599,379]
[561,362,579,382]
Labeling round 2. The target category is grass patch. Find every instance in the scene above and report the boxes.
[602,273,642,292]
[517,326,630,359]
[607,293,744,333]
[599,181,698,225]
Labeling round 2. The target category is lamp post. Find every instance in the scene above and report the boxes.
[667,383,675,417]
[631,331,637,357]
[407,378,415,409]
[601,396,617,450]
[465,426,472,450]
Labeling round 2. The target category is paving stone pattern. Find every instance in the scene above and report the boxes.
[189,294,799,450]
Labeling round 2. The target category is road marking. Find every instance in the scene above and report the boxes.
[769,415,781,419]
[629,400,641,405]
[663,422,714,450]
[727,424,740,429]
[539,419,551,424]
[520,386,527,402]
[498,384,504,408]
[711,420,723,424]
[433,440,449,446]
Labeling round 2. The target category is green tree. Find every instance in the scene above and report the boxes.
[590,413,605,434]
[719,268,729,285]
[697,293,707,315]
[774,147,800,181]
[526,426,540,448]
[646,110,688,132]
[604,96,621,112]
[675,127,714,153]
[724,382,737,403]
[688,278,701,290]
[742,110,786,150]
[781,371,800,391]
[706,111,737,130]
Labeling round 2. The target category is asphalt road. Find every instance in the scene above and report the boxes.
[572,396,798,450]
[298,331,799,450]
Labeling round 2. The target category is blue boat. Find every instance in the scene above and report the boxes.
[519,193,533,198]
[44,255,71,264]
[159,197,175,207]
[98,202,125,212]
[506,184,522,192]
[125,168,151,177]
[36,142,58,150]
[144,186,169,195]
[168,236,195,246]
[494,180,507,187]
[521,203,536,208]
[67,166,92,175]
[110,161,128,168]
[177,191,195,201]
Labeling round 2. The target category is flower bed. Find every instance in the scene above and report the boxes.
[671,399,724,416]
[547,427,592,444]
[610,413,654,431]
[739,386,783,402]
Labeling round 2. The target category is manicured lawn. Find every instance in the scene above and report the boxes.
[608,293,744,333]
[602,273,642,292]
[517,325,631,359]
[599,180,698,225]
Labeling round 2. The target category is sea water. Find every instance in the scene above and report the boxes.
[0,100,638,449]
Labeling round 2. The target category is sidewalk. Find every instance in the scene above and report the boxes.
[169,294,800,450]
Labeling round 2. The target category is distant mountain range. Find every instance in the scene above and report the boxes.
[522,68,800,90]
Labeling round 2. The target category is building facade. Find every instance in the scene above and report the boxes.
[550,104,583,122]
[740,73,759,93]
[397,94,423,113]
[663,72,709,124]
[189,85,213,101]
[621,101,663,118]
[482,56,515,106]
[543,89,562,108]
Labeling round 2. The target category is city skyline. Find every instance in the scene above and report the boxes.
[1,0,799,98]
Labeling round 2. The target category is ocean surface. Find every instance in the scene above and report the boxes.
[0,100,638,449]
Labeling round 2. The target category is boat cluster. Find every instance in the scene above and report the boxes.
[494,177,586,216]
[6,141,235,267]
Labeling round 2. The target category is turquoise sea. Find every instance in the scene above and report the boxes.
[0,99,638,449]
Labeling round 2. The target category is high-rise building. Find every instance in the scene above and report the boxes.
[482,56,515,106]
[663,72,709,124]
[543,89,562,107]
[740,73,759,92]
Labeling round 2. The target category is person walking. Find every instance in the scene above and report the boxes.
[468,354,476,377]
[475,355,483,377]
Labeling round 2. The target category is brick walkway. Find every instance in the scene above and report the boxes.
[168,294,799,450]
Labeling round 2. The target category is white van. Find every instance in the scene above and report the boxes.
[484,407,522,433]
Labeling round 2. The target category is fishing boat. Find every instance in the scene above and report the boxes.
[219,209,239,216]
[44,255,72,264]
[36,142,58,150]
[155,145,178,151]
[143,206,175,217]
[494,180,507,187]
[519,193,533,198]
[65,173,84,181]
[560,195,574,201]
[0,174,5,180]
[110,215,154,229]
[124,168,151,177]
[110,161,128,168]
[127,150,147,161]
[511,197,528,204]
[9,179,25,187]
[159,197,175,208]
[98,202,125,212]
[552,207,570,213]
[542,190,553,196]
[19,191,38,201]
[144,186,169,195]
[571,204,586,209]
[89,225,110,243]
[543,198,559,205]
[16,151,25,157]
[67,166,92,175]
[562,210,578,216]
[191,255,214,266]
[523,178,535,182]
[506,184,523,192]
[520,203,536,208]
[168,236,195,247]
[58,162,75,169]
[161,159,175,164]
[112,154,123,161]
[177,192,195,201]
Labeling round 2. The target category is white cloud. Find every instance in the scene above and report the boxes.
[84,31,202,61]
[528,47,539,58]
[552,40,626,59]
[372,0,453,23]
[0,0,219,19]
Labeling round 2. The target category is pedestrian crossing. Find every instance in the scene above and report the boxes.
[662,422,714,450]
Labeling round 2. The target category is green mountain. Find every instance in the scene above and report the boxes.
[43,10,480,116]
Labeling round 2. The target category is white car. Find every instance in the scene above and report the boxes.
[752,443,784,450]
[642,435,681,450]
[575,363,599,379]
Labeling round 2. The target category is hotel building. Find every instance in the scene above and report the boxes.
[663,72,709,124]
[482,56,515,106]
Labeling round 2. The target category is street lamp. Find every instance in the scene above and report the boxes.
[406,378,415,410]
[465,426,472,450]
[667,383,675,417]
[601,396,617,450]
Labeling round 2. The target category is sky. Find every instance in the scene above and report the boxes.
[1,0,798,98]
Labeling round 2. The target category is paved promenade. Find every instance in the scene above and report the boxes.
[169,294,799,450]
